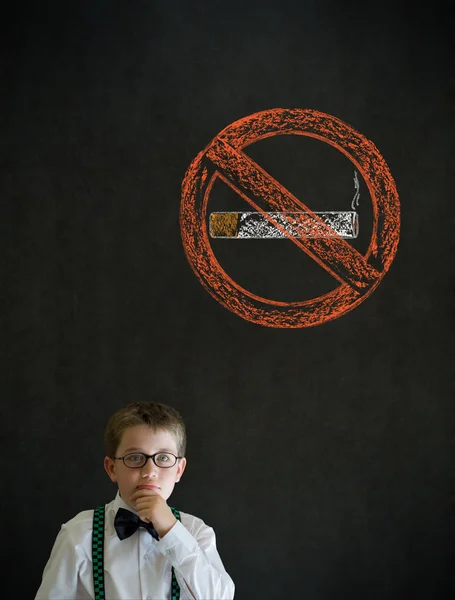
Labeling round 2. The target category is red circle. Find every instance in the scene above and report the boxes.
[180,108,400,328]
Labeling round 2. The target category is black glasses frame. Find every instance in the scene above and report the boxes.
[114,451,182,469]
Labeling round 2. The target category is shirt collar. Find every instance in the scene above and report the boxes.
[112,490,138,516]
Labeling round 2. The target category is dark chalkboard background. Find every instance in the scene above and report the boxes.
[2,1,454,598]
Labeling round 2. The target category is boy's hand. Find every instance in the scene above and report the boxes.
[129,489,177,538]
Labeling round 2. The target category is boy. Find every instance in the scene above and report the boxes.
[35,401,235,599]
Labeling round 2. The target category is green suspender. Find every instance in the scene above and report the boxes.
[169,507,181,600]
[92,505,182,600]
[92,506,105,600]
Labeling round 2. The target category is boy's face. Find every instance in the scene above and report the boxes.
[104,425,186,510]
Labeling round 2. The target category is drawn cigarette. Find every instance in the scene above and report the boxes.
[209,211,359,239]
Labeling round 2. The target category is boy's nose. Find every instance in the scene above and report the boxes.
[141,457,158,477]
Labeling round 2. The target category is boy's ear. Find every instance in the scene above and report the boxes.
[104,456,117,483]
[175,457,187,483]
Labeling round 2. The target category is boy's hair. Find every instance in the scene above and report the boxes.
[104,401,187,458]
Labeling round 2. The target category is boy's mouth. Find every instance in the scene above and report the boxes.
[137,484,160,491]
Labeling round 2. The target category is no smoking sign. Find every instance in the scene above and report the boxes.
[180,108,400,328]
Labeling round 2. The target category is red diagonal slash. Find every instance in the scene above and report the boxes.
[206,137,379,293]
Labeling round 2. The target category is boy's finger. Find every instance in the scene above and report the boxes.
[130,495,160,505]
[130,488,160,499]
[134,497,159,508]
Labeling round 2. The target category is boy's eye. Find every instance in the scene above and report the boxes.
[155,453,171,464]
[127,454,143,462]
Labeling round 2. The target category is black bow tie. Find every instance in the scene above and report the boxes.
[114,507,160,541]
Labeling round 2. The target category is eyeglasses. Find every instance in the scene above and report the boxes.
[114,452,182,469]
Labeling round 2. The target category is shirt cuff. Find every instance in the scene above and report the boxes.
[157,520,198,563]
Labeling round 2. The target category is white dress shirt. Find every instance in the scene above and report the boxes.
[35,492,235,600]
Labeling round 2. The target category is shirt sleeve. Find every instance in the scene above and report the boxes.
[35,524,91,600]
[156,517,235,600]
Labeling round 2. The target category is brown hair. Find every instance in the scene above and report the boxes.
[104,401,187,458]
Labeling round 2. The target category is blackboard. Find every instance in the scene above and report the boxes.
[2,1,454,598]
